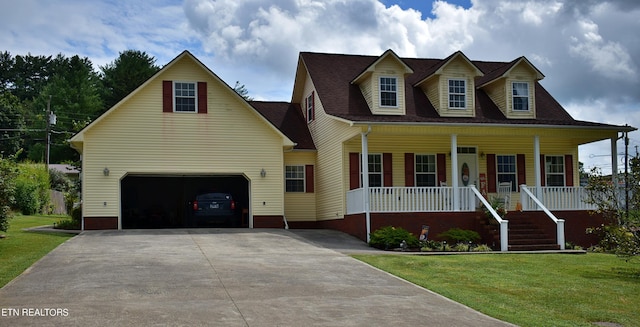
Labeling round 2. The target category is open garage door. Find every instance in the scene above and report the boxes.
[121,175,249,229]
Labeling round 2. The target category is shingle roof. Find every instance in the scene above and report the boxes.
[250,101,316,150]
[299,51,626,129]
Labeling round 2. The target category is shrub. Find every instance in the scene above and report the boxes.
[49,168,73,192]
[472,244,493,252]
[437,228,481,244]
[55,217,80,230]
[0,156,18,232]
[369,226,420,250]
[13,163,50,215]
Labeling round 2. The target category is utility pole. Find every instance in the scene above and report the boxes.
[45,96,51,171]
[624,126,629,223]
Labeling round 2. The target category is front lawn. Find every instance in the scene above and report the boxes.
[353,253,640,327]
[0,215,75,288]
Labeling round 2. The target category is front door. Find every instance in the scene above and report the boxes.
[457,147,478,188]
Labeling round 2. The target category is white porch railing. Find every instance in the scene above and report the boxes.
[520,185,565,250]
[347,186,475,213]
[520,186,596,211]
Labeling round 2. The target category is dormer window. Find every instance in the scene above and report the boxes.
[379,77,398,107]
[448,79,466,109]
[512,82,529,111]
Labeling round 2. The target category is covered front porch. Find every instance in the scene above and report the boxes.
[344,124,623,251]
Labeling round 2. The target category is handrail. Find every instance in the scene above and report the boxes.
[469,185,503,223]
[520,185,565,250]
[470,185,509,252]
[520,185,560,223]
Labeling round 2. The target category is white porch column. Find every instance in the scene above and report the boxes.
[450,134,460,211]
[611,137,618,185]
[534,135,542,198]
[362,128,371,242]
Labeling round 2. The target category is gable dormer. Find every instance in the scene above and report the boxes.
[351,50,413,115]
[478,56,544,119]
[414,51,483,118]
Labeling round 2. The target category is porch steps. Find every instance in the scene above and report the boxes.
[507,214,560,251]
[477,212,560,251]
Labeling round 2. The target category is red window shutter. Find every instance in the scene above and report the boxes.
[383,153,392,186]
[349,153,360,190]
[305,165,314,193]
[437,153,446,185]
[162,80,173,112]
[564,155,574,186]
[517,154,526,189]
[404,153,414,187]
[487,154,496,192]
[197,82,207,114]
[540,155,546,186]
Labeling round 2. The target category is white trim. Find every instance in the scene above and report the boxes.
[173,81,198,113]
[448,78,466,109]
[511,81,530,111]
[414,153,437,187]
[544,154,566,186]
[284,165,305,193]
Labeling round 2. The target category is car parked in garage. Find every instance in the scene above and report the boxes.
[192,192,237,226]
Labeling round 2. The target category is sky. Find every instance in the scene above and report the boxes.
[1,0,638,173]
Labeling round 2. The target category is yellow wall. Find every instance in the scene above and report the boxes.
[364,56,407,115]
[284,151,316,221]
[79,55,287,223]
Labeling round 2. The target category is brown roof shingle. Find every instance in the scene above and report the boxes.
[250,101,316,150]
[299,51,626,129]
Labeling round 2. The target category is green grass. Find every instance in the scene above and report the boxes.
[0,215,75,288]
[353,253,640,327]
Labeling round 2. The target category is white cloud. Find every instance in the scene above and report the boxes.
[1,0,639,171]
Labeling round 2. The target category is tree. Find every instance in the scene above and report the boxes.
[585,154,640,259]
[233,81,253,101]
[100,50,160,109]
[0,92,26,156]
[24,54,103,163]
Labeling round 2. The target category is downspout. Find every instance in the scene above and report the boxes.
[362,125,372,242]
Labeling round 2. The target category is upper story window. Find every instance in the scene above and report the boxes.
[174,82,197,112]
[448,79,466,109]
[379,77,397,107]
[497,155,517,191]
[306,92,315,123]
[415,154,436,187]
[512,82,529,111]
[285,165,305,192]
[545,155,565,186]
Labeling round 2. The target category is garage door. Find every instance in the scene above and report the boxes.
[121,175,249,229]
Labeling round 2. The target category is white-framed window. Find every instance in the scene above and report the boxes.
[285,165,305,192]
[545,155,565,186]
[497,155,516,191]
[379,77,397,107]
[512,82,529,111]
[448,79,466,109]
[306,92,314,123]
[174,82,197,112]
[415,154,436,187]
[360,154,383,187]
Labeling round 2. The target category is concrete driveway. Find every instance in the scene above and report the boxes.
[0,229,515,326]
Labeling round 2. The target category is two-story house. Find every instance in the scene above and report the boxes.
[70,50,634,251]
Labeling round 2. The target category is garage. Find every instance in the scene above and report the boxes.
[121,175,250,229]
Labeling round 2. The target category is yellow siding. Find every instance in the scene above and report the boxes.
[483,62,538,119]
[423,77,440,113]
[302,73,361,220]
[483,81,507,114]
[81,56,286,222]
[359,77,374,112]
[284,151,317,221]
